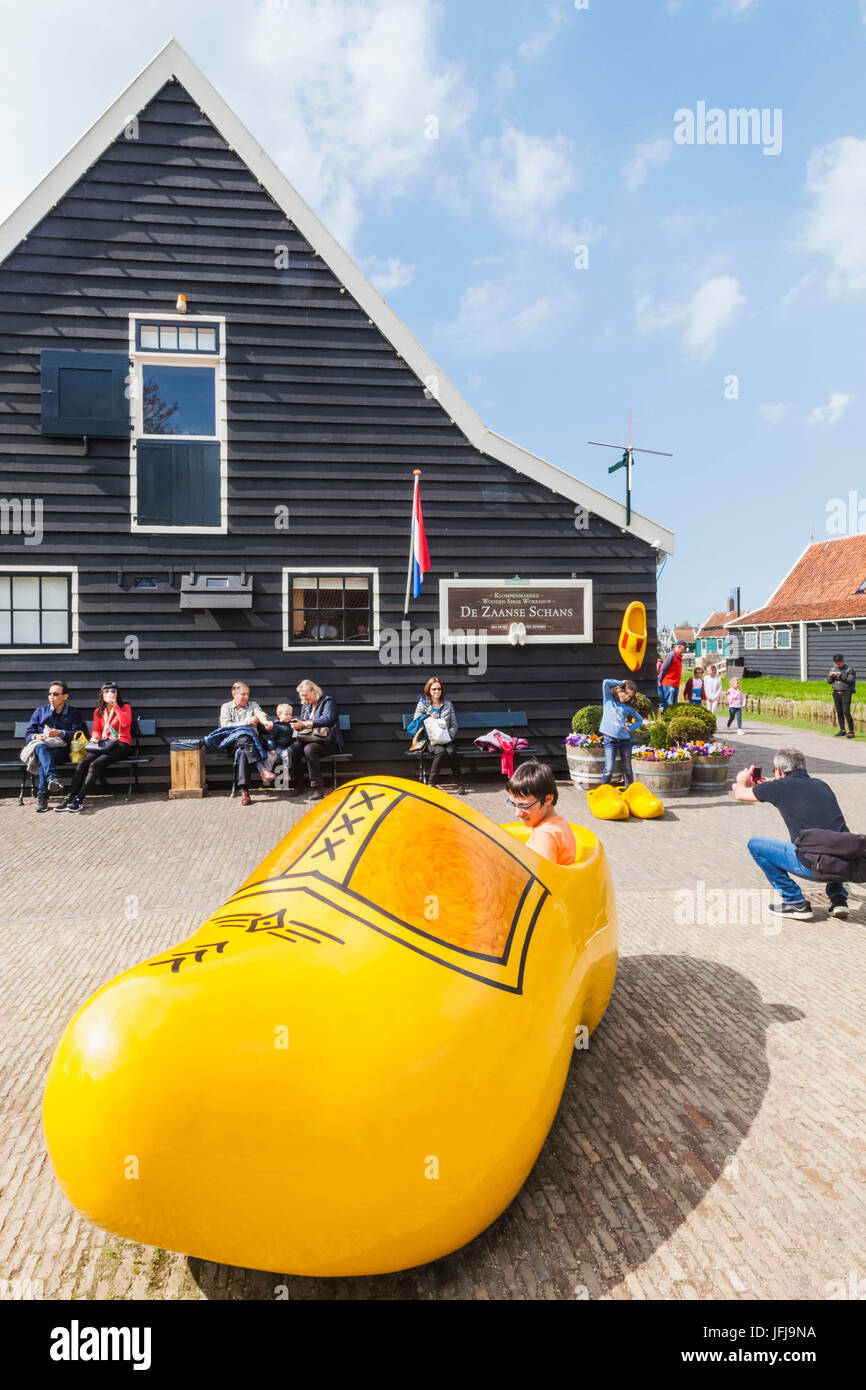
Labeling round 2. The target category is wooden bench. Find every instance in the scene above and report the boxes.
[401,710,535,784]
[5,719,156,803]
[229,714,353,796]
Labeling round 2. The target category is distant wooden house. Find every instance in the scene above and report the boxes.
[694,601,741,662]
[671,626,695,654]
[725,535,866,679]
[0,40,673,785]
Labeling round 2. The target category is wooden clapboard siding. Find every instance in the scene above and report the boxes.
[0,78,659,788]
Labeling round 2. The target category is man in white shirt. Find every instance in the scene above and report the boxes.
[219,681,274,804]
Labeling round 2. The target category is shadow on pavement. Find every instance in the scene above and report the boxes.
[187,954,801,1300]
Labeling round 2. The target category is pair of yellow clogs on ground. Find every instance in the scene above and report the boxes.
[587,781,664,820]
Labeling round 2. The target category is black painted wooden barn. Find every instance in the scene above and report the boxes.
[0,40,674,788]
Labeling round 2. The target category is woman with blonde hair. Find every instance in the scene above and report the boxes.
[287,679,342,800]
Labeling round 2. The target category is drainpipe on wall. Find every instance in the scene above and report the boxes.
[799,621,808,682]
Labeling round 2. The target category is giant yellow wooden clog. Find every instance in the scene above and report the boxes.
[622,780,664,819]
[618,600,647,672]
[587,784,630,820]
[43,777,617,1276]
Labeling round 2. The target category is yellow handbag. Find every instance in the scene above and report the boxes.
[69,731,88,764]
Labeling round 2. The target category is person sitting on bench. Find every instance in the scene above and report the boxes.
[412,676,466,795]
[263,702,296,781]
[56,682,133,813]
[287,681,342,801]
[219,681,274,806]
[23,679,88,812]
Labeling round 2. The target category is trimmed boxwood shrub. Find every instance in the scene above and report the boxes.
[646,720,671,750]
[633,692,654,718]
[572,705,603,735]
[668,715,707,746]
[660,702,717,739]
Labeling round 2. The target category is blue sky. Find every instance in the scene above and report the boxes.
[1,0,864,628]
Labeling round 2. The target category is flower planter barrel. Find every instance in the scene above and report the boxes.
[633,757,693,797]
[567,745,622,790]
[691,755,731,793]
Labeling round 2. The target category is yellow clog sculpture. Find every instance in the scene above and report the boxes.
[618,600,648,672]
[622,779,664,819]
[43,777,617,1276]
[587,783,630,820]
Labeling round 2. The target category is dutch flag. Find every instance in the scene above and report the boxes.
[405,470,431,613]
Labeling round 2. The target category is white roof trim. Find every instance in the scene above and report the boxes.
[0,39,674,556]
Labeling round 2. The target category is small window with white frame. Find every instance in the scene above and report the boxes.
[129,313,226,534]
[0,567,77,652]
[776,629,792,649]
[282,568,379,649]
[759,630,774,649]
[744,631,758,649]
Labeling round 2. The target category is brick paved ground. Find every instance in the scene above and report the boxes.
[1,720,864,1300]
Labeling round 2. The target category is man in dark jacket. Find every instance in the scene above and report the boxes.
[23,680,88,811]
[827,654,856,738]
[732,747,849,920]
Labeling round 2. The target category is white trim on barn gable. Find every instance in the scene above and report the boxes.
[0,38,674,557]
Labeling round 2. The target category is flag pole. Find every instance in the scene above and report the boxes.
[404,469,421,617]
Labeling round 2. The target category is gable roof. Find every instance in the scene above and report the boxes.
[696,608,741,637]
[0,38,673,556]
[725,534,866,626]
[673,627,695,643]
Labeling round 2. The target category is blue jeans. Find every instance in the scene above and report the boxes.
[747,836,846,906]
[659,685,678,708]
[603,736,633,786]
[33,742,68,794]
[726,707,742,729]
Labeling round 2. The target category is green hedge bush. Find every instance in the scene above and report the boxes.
[668,715,708,746]
[633,691,654,718]
[571,705,603,735]
[660,702,717,739]
[646,721,671,750]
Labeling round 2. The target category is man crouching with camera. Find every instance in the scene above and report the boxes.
[732,747,865,921]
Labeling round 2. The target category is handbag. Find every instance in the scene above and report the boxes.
[296,726,333,743]
[424,715,451,746]
[69,732,88,764]
[85,738,114,753]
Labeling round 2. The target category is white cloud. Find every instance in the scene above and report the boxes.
[714,0,757,16]
[780,272,815,306]
[478,125,578,242]
[636,275,746,359]
[244,0,476,249]
[493,63,516,97]
[801,136,866,293]
[665,1,686,17]
[806,392,853,427]
[518,5,570,63]
[623,138,673,191]
[364,256,415,294]
[758,403,789,425]
[438,280,560,354]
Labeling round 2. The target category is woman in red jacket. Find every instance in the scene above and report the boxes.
[56,682,133,812]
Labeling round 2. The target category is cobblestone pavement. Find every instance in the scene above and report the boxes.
[1,722,864,1300]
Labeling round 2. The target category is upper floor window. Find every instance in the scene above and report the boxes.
[130,314,226,534]
[283,569,379,650]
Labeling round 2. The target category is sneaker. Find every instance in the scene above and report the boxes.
[828,897,849,919]
[54,798,72,812]
[307,789,324,801]
[834,730,847,737]
[768,900,813,920]
[737,729,745,736]
[846,732,856,739]
[47,776,64,794]
[455,785,468,795]
[65,798,84,813]
[36,794,49,812]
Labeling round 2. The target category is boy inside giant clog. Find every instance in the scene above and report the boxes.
[43,776,617,1276]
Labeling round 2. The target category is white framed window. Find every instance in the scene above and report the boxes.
[759,630,774,649]
[128,313,227,534]
[0,566,78,653]
[744,631,758,649]
[282,567,380,651]
[776,629,792,649]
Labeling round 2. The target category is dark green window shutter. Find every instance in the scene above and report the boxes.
[41,350,130,437]
[136,441,222,527]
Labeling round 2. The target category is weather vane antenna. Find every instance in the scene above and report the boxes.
[588,410,672,525]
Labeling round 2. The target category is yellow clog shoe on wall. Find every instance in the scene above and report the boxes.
[43,777,617,1276]
[587,784,630,820]
[622,780,664,819]
[618,601,647,672]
